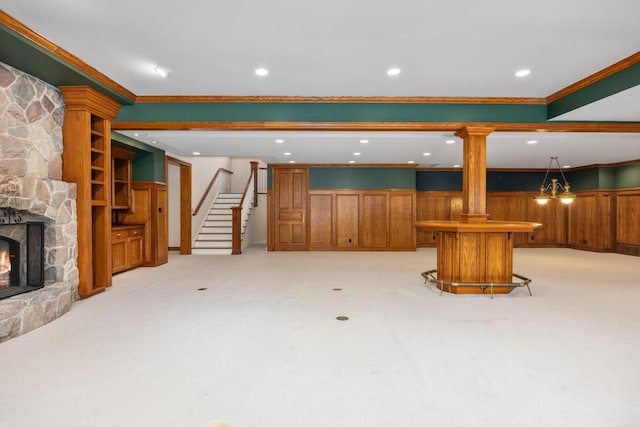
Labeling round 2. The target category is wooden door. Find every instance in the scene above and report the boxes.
[274,168,308,250]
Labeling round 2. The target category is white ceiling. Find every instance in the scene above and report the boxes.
[2,0,640,167]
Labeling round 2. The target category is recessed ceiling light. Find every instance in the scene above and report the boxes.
[289,160,295,163]
[283,152,291,156]
[387,67,401,76]
[408,161,415,164]
[348,160,356,164]
[453,164,461,168]
[423,152,431,156]
[133,132,139,137]
[154,66,171,78]
[255,67,269,77]
[446,139,456,144]
[527,140,538,144]
[275,139,284,143]
[353,152,361,156]
[563,165,571,168]
[151,140,157,144]
[360,139,369,144]
[515,69,531,77]
[192,152,200,156]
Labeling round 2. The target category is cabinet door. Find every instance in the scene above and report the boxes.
[336,194,359,248]
[128,236,144,267]
[112,240,127,273]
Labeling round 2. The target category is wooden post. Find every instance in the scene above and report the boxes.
[251,161,259,207]
[231,206,242,255]
[455,126,494,223]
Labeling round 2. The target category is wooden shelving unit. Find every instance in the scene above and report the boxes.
[60,86,121,298]
[111,146,135,210]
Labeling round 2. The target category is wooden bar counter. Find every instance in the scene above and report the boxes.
[416,220,542,294]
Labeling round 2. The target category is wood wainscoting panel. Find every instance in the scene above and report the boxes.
[486,194,528,246]
[416,192,462,247]
[526,197,566,245]
[361,193,388,248]
[389,192,416,249]
[336,194,359,248]
[616,190,640,246]
[568,192,612,251]
[309,193,334,249]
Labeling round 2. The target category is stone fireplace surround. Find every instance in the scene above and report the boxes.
[0,62,79,342]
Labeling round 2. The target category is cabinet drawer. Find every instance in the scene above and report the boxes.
[112,226,144,240]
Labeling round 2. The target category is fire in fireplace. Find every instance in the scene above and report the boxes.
[0,209,45,300]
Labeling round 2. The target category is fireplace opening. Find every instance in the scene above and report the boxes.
[0,211,45,300]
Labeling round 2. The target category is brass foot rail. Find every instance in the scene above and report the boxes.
[421,270,532,299]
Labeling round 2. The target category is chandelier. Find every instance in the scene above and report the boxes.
[533,156,576,205]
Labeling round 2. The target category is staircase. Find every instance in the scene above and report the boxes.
[192,193,251,254]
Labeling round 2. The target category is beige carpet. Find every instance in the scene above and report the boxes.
[1,247,639,427]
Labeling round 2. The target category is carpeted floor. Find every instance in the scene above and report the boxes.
[1,247,639,427]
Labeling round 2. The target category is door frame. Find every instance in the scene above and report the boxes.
[166,155,192,254]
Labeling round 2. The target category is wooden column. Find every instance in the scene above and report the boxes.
[60,86,121,297]
[415,126,541,294]
[455,126,494,223]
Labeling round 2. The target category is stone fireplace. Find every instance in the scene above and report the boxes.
[0,62,79,342]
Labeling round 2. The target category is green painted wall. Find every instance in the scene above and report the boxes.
[269,165,640,192]
[615,164,640,189]
[0,27,133,105]
[598,167,616,190]
[566,168,599,191]
[111,132,166,182]
[309,167,415,190]
[116,102,548,124]
[548,62,640,119]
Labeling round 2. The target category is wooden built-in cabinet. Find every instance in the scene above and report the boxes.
[111,145,135,210]
[112,225,144,273]
[60,86,121,297]
[119,182,168,266]
[308,190,416,251]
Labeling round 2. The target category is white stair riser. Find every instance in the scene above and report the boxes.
[192,248,233,255]
[197,234,232,241]
[204,220,232,227]
[194,241,232,248]
[207,214,232,220]
[201,226,232,233]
